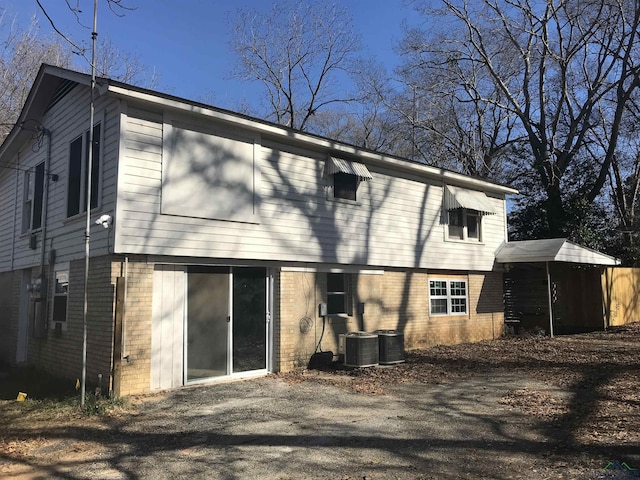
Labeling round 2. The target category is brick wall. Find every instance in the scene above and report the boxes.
[115,258,154,396]
[0,271,19,366]
[15,256,115,389]
[5,259,505,393]
[276,270,320,371]
[277,269,505,371]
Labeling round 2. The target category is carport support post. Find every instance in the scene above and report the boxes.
[546,261,554,338]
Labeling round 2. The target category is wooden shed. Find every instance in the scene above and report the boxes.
[496,239,620,335]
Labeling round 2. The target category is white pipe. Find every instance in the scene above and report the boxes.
[81,0,98,407]
[122,256,128,359]
[546,261,554,338]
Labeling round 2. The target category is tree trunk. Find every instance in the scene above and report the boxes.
[544,185,565,238]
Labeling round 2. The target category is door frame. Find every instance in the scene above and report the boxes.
[183,265,274,385]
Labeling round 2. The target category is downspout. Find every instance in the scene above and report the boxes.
[503,197,509,242]
[546,261,554,338]
[39,128,52,299]
[602,267,609,331]
[10,152,20,271]
[122,256,129,361]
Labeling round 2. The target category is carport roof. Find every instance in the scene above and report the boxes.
[495,238,620,265]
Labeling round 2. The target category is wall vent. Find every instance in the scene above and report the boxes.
[343,332,378,367]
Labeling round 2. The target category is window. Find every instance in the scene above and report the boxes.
[447,208,482,242]
[333,172,358,201]
[443,185,497,242]
[52,267,69,325]
[67,123,101,217]
[22,162,45,232]
[429,279,468,316]
[327,273,352,315]
[326,157,372,202]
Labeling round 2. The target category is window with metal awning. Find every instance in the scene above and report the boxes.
[326,157,373,180]
[326,157,372,201]
[444,185,497,215]
[443,185,496,241]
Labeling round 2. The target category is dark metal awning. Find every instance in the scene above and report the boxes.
[327,157,373,180]
[445,185,496,214]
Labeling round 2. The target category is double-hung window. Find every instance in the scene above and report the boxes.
[22,162,45,232]
[327,273,352,315]
[67,123,101,217]
[429,279,468,316]
[52,264,69,326]
[444,185,497,242]
[447,208,481,241]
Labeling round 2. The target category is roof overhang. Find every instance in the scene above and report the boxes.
[495,238,620,266]
[105,83,518,196]
[0,65,97,164]
[0,65,518,198]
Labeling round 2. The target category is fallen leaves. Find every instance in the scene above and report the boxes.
[283,322,640,448]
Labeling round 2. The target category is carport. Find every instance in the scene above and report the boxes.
[496,238,619,336]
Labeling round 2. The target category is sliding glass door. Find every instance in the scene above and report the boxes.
[186,267,268,382]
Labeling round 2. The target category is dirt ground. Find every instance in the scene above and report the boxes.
[1,324,639,479]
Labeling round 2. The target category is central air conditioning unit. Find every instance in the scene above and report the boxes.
[342,332,379,367]
[375,330,405,365]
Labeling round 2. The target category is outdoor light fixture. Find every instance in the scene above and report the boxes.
[95,214,112,229]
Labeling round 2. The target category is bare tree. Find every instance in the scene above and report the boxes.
[0,2,157,142]
[304,58,402,152]
[92,36,158,87]
[230,1,361,131]
[395,37,524,179]
[605,94,640,264]
[0,15,73,141]
[400,0,640,239]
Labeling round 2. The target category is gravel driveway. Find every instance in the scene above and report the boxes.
[2,372,621,479]
[4,327,640,479]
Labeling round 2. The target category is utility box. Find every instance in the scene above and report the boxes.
[375,330,405,365]
[343,331,379,367]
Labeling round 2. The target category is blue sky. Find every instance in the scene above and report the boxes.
[2,0,420,111]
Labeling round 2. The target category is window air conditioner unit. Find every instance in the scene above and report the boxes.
[375,330,405,365]
[343,332,379,367]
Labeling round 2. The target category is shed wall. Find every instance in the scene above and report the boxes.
[602,268,640,327]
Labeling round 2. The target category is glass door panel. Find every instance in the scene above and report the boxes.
[232,267,267,373]
[187,267,229,381]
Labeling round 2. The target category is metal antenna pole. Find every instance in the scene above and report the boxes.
[81,0,98,407]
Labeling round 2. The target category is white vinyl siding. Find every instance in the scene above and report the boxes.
[114,107,506,271]
[1,83,119,272]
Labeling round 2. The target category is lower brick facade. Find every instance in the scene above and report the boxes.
[275,269,504,372]
[1,256,504,396]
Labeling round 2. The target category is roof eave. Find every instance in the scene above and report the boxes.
[0,65,93,162]
[107,84,518,196]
